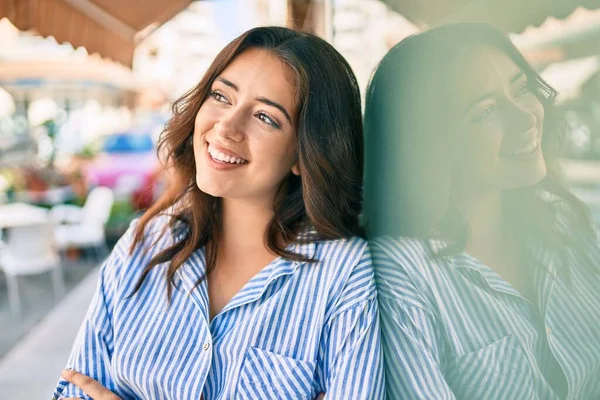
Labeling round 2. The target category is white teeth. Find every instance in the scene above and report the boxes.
[503,139,538,157]
[207,143,246,164]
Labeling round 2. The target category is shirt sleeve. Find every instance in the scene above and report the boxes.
[372,239,456,400]
[52,240,125,399]
[317,245,386,399]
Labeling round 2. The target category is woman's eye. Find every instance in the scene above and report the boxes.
[515,85,531,97]
[210,90,229,103]
[256,112,281,129]
[474,105,495,122]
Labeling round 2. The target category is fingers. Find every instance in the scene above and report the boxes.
[61,369,121,400]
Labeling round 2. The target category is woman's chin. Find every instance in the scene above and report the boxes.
[195,177,223,198]
[505,164,548,190]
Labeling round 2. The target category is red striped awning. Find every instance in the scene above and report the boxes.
[380,0,600,33]
[0,0,192,66]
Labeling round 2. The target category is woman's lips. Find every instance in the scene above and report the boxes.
[204,142,248,170]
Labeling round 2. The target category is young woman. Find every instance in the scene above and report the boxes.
[53,26,384,399]
[364,23,600,399]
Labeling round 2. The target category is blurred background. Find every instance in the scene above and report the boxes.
[1,0,600,396]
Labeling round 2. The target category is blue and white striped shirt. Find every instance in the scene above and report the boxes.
[53,217,384,399]
[372,229,600,400]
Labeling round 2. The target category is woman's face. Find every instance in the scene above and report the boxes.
[193,48,300,203]
[450,47,547,193]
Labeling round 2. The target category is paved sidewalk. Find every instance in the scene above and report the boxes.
[0,267,99,399]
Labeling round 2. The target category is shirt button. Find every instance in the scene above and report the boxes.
[546,327,552,335]
[203,343,210,351]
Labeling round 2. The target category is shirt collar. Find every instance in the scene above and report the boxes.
[429,239,525,299]
[448,253,523,298]
[173,228,319,317]
[287,238,318,262]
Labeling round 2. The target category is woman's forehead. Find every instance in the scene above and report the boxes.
[450,48,523,105]
[217,49,298,117]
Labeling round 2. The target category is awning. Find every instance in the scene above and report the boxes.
[0,0,192,66]
[512,8,600,65]
[0,57,139,90]
[380,0,600,33]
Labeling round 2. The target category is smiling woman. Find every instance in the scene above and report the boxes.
[193,49,301,205]
[365,23,600,400]
[52,27,384,400]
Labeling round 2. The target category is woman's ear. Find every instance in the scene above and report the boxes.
[291,163,301,176]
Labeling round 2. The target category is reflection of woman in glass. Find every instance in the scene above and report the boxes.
[365,23,600,399]
[54,26,384,400]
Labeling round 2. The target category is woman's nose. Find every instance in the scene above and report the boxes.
[214,110,244,143]
[506,100,538,138]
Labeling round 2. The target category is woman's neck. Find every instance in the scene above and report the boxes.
[219,197,274,255]
[463,190,529,293]
[464,191,505,258]
[465,193,534,302]
[463,190,524,270]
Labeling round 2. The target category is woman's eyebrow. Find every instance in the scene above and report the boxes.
[216,77,239,91]
[465,71,528,113]
[215,76,292,124]
[256,96,292,124]
[511,71,526,84]
[465,92,496,114]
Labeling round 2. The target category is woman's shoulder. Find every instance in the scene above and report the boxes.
[311,236,370,275]
[113,214,176,255]
[314,235,368,259]
[369,236,442,305]
[102,214,178,286]
[369,236,435,274]
[308,236,375,312]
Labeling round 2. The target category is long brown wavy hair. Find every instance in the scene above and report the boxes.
[131,27,364,299]
[364,23,593,272]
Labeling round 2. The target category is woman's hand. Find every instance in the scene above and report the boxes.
[60,369,324,400]
[61,369,121,400]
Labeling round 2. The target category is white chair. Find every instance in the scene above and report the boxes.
[50,186,114,259]
[0,222,64,316]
